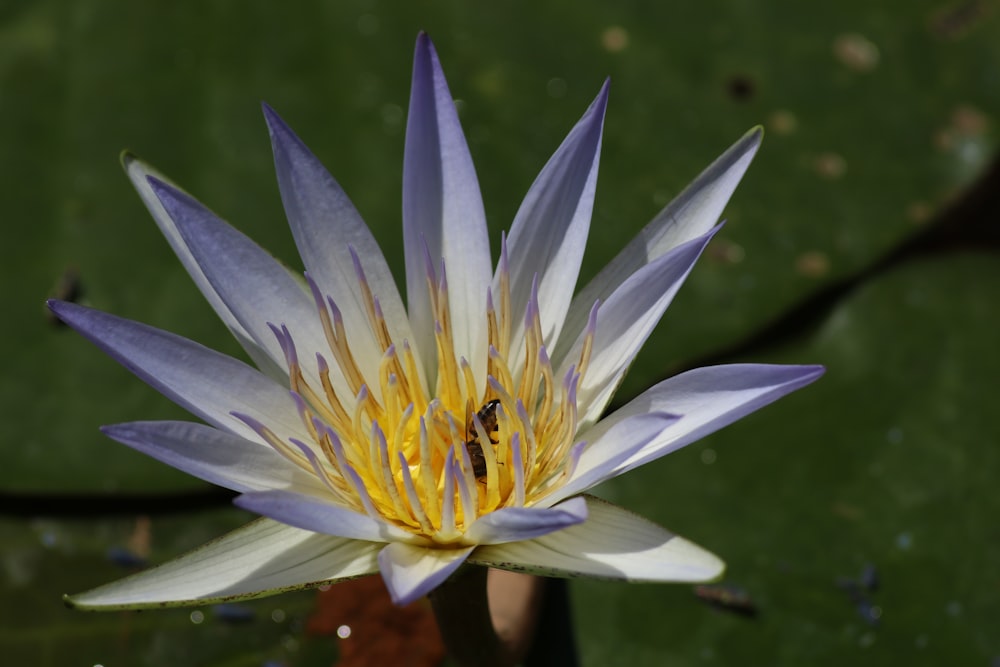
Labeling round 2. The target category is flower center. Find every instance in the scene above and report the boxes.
[241,246,597,545]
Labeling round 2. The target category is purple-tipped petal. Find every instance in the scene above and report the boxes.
[559,127,762,357]
[147,177,336,394]
[465,496,588,545]
[378,541,474,605]
[499,80,609,365]
[101,421,323,494]
[403,33,491,387]
[47,300,307,445]
[541,412,680,507]
[584,363,826,478]
[67,518,381,610]
[122,155,284,379]
[561,225,721,427]
[263,103,421,397]
[234,489,414,543]
[471,496,723,582]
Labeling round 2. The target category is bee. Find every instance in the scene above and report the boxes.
[465,399,501,479]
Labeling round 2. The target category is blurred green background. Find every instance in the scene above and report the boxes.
[2,0,998,664]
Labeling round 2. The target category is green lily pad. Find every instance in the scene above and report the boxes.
[1,1,998,665]
[579,253,1000,665]
[3,0,998,491]
[0,508,332,667]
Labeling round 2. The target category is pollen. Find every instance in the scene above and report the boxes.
[237,241,598,546]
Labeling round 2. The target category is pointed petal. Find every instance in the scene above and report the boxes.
[403,34,491,385]
[147,177,336,393]
[465,496,588,545]
[101,421,325,494]
[562,227,719,426]
[234,489,416,543]
[499,81,609,363]
[123,155,287,379]
[558,127,762,359]
[263,104,419,393]
[47,301,307,445]
[377,542,474,605]
[471,496,722,582]
[583,364,825,478]
[540,412,679,507]
[65,519,381,610]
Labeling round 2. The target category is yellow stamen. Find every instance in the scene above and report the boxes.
[263,257,590,545]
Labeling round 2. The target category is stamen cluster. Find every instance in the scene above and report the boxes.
[238,242,598,545]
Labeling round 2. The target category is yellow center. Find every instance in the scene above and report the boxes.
[253,255,596,546]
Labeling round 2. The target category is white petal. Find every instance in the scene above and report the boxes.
[234,489,417,543]
[539,412,679,507]
[499,82,609,363]
[470,496,722,582]
[563,227,718,427]
[66,519,381,610]
[403,34,491,387]
[101,421,325,494]
[147,177,338,395]
[122,155,285,380]
[377,542,474,605]
[264,105,420,395]
[47,301,307,445]
[557,127,762,363]
[583,363,825,478]
[464,496,588,545]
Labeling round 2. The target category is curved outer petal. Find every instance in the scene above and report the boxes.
[470,496,723,582]
[263,104,421,396]
[378,542,474,605]
[464,496,588,545]
[581,363,826,479]
[66,519,381,610]
[101,421,326,495]
[47,300,308,446]
[562,226,719,428]
[234,489,419,544]
[122,154,286,381]
[556,127,762,364]
[403,34,491,388]
[498,81,609,366]
[148,177,340,397]
[539,412,679,508]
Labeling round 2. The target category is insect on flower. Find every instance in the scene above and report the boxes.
[50,32,824,610]
[465,399,502,479]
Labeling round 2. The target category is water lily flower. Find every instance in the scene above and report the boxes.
[52,34,823,610]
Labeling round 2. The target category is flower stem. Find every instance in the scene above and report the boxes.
[429,566,544,667]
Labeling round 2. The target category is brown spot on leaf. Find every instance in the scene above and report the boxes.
[726,75,755,102]
[600,26,629,53]
[768,110,798,136]
[930,0,990,39]
[906,201,934,225]
[832,33,880,72]
[706,238,746,264]
[795,251,831,278]
[814,153,847,180]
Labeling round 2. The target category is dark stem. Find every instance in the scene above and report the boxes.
[429,566,544,667]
